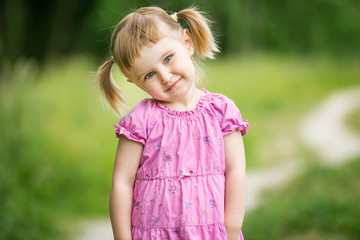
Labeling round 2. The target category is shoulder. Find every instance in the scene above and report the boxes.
[115,98,159,143]
[120,98,159,128]
[203,89,249,136]
[203,90,239,113]
[129,98,156,115]
[126,98,156,116]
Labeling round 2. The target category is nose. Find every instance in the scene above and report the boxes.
[159,68,172,85]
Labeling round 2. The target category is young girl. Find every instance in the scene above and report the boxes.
[97,6,249,240]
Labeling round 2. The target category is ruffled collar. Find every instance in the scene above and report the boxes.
[155,89,209,117]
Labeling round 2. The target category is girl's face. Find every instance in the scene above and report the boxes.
[127,28,196,105]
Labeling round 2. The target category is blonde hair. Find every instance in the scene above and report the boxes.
[96,6,219,115]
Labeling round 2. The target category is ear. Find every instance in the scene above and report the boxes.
[182,29,194,56]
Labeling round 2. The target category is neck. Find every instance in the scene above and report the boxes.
[161,87,204,112]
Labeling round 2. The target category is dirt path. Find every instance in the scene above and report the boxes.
[73,87,360,239]
[246,86,360,211]
[73,219,113,240]
[299,87,360,164]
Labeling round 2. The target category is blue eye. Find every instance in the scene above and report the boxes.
[164,55,172,63]
[145,72,155,80]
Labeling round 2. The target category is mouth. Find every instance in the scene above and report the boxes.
[165,77,182,92]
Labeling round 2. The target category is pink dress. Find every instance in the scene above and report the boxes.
[114,89,249,239]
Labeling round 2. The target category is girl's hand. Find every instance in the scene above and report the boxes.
[227,231,241,240]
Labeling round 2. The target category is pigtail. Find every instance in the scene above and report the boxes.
[96,59,127,115]
[177,8,219,59]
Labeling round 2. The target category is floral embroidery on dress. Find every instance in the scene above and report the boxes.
[184,200,193,209]
[177,122,187,135]
[209,198,217,208]
[168,184,178,193]
[163,153,173,163]
[171,227,181,237]
[202,135,210,144]
[152,204,166,226]
[160,152,174,168]
[134,200,145,215]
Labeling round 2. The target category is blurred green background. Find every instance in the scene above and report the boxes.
[1,0,359,239]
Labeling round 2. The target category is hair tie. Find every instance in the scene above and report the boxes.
[169,12,178,23]
[111,56,116,64]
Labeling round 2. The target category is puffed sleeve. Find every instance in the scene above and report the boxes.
[212,94,250,136]
[113,99,154,144]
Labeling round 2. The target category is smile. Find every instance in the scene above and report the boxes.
[165,77,182,92]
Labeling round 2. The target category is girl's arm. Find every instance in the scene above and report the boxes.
[223,130,247,240]
[109,135,143,240]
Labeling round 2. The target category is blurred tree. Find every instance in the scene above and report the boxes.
[0,0,359,64]
[238,0,360,54]
[92,0,360,57]
[0,0,96,63]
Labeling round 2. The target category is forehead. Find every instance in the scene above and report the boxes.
[129,33,184,71]
[120,22,182,74]
[134,24,182,58]
[140,35,182,58]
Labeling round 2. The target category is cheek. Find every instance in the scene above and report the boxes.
[176,55,195,75]
[185,58,196,77]
[143,81,160,93]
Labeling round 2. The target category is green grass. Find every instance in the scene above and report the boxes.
[242,156,360,240]
[0,54,359,239]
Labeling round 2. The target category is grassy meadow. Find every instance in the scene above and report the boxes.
[0,54,359,239]
[243,155,360,239]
